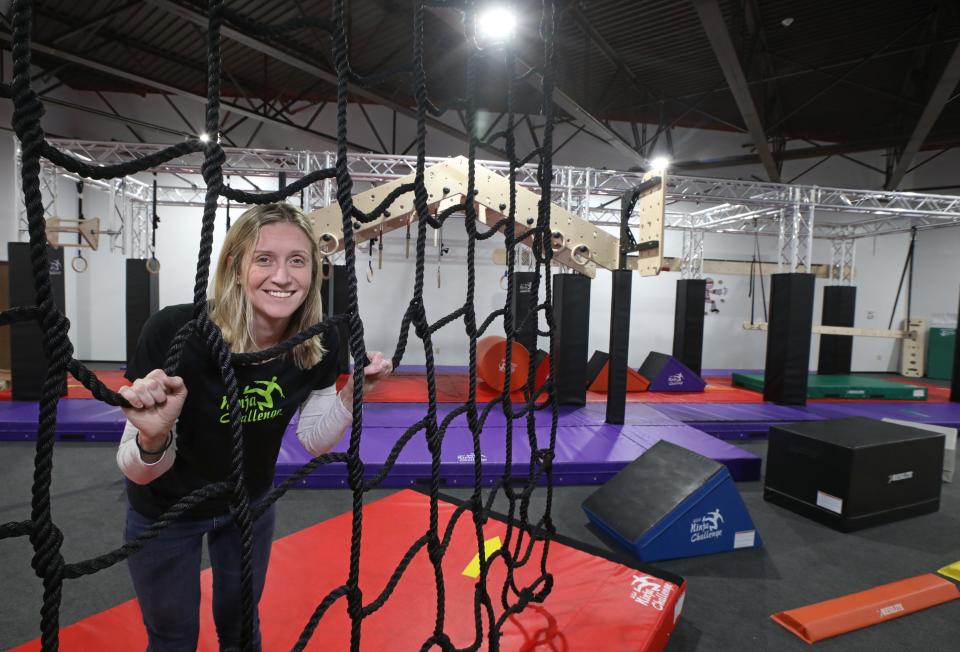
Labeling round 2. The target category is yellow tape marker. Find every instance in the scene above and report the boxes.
[937,561,960,582]
[462,536,502,579]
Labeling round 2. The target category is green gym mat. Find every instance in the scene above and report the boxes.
[731,373,928,400]
[927,327,955,381]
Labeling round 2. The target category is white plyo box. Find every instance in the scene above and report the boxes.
[882,418,956,483]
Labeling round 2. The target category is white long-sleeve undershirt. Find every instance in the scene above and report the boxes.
[117,385,353,485]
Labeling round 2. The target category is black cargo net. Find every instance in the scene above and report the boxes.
[0,0,560,649]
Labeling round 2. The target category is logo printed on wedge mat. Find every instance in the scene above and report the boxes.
[689,508,724,543]
[630,574,674,611]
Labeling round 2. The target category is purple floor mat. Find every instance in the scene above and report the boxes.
[0,400,126,441]
[617,424,760,481]
[805,402,960,428]
[357,402,679,429]
[274,404,760,488]
[651,403,822,439]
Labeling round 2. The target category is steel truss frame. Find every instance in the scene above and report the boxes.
[22,139,960,271]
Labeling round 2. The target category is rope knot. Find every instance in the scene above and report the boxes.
[201,142,226,185]
[536,447,554,469]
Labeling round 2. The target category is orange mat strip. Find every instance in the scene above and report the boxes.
[771,573,960,644]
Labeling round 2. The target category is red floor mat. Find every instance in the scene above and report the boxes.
[4,370,942,405]
[11,490,685,651]
[358,374,758,404]
[0,369,129,401]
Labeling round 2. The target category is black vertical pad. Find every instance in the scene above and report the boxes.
[511,271,539,357]
[952,289,960,402]
[320,263,350,373]
[672,279,706,375]
[553,273,590,405]
[605,269,632,424]
[817,285,856,375]
[126,259,160,367]
[763,273,815,406]
[9,242,65,401]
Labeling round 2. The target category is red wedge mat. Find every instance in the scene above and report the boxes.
[12,490,685,651]
[771,573,959,644]
[588,361,651,393]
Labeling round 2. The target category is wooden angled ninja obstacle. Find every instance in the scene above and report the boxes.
[308,155,635,278]
[309,158,667,416]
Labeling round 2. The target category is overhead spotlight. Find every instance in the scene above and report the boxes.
[781,17,794,27]
[198,132,211,143]
[650,156,670,173]
[476,5,517,47]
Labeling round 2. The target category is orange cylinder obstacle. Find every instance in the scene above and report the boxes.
[476,335,530,392]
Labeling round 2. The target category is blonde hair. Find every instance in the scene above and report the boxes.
[209,203,326,369]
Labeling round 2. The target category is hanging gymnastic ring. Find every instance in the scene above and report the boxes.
[71,255,88,273]
[318,233,340,256]
[321,256,333,280]
[571,243,591,266]
[146,257,161,274]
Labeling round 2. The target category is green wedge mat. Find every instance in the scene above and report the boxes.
[731,373,927,400]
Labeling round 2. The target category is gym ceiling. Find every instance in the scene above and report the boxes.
[3,0,960,188]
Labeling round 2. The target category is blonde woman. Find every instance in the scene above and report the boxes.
[116,203,390,651]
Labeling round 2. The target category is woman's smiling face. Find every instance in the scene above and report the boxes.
[242,221,314,343]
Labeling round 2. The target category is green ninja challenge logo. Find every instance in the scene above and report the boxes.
[219,376,285,424]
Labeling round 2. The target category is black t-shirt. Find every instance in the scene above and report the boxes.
[125,304,338,519]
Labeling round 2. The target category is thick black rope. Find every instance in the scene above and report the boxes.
[1,0,559,649]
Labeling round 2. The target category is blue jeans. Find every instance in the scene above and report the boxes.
[124,503,276,652]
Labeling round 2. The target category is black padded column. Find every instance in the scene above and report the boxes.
[553,273,590,405]
[763,273,815,406]
[817,285,856,375]
[8,242,65,401]
[672,279,706,376]
[951,289,960,403]
[605,270,632,424]
[126,259,160,365]
[320,262,350,373]
[511,271,539,356]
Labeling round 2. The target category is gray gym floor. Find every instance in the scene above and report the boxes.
[1,438,958,651]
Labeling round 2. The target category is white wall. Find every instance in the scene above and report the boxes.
[1,79,956,372]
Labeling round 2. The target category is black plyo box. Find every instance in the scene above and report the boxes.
[764,417,944,532]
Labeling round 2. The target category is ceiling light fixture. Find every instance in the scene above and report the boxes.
[476,5,517,47]
[650,156,670,173]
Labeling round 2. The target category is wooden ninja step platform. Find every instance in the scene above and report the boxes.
[731,373,928,400]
